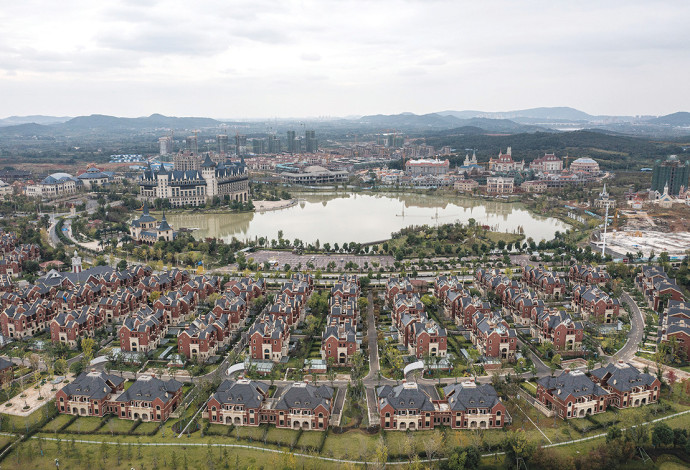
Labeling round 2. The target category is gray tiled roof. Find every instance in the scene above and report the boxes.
[538,370,608,400]
[443,382,500,411]
[115,375,182,403]
[211,379,269,409]
[377,383,434,411]
[273,383,333,411]
[61,371,124,400]
[590,363,656,392]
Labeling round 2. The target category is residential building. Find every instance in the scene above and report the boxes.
[321,323,359,365]
[537,370,609,419]
[25,173,80,199]
[589,362,660,408]
[523,266,564,300]
[377,382,436,431]
[280,166,348,185]
[77,167,112,189]
[651,155,689,196]
[521,180,548,193]
[454,179,479,192]
[115,375,183,422]
[405,158,450,176]
[471,312,517,360]
[486,177,514,194]
[249,317,289,362]
[636,266,684,311]
[119,307,167,353]
[568,265,611,286]
[56,371,125,417]
[530,308,583,353]
[269,382,333,430]
[530,153,563,173]
[443,381,508,429]
[571,286,620,323]
[207,379,269,426]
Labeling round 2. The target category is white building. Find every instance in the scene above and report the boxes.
[25,173,79,199]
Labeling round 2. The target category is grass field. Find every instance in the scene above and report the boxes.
[64,416,104,433]
[295,430,324,451]
[264,426,299,447]
[40,413,73,432]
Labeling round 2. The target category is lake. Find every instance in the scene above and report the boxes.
[164,192,569,245]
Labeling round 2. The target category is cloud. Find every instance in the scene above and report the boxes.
[300,53,322,62]
[0,0,689,117]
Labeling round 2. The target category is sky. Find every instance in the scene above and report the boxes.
[0,0,689,119]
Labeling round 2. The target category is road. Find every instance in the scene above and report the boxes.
[613,291,644,362]
[363,291,381,383]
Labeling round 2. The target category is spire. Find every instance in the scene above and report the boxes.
[143,200,150,216]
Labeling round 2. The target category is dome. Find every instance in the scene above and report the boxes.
[572,157,596,163]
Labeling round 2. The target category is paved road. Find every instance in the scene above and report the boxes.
[363,291,381,383]
[614,291,644,362]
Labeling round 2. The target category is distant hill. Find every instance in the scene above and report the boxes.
[0,122,54,136]
[356,112,543,133]
[62,113,223,131]
[437,107,595,122]
[0,115,71,127]
[650,112,690,127]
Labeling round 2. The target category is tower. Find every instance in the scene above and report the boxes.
[201,154,218,197]
[287,130,296,153]
[186,135,199,155]
[71,250,82,274]
[305,130,317,153]
[217,134,229,155]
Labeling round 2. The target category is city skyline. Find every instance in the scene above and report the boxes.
[0,1,689,118]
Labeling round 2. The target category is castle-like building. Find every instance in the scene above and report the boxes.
[130,202,177,244]
[138,155,249,207]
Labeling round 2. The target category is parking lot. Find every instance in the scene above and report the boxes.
[248,250,395,270]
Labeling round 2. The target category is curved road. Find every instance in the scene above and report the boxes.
[612,291,644,363]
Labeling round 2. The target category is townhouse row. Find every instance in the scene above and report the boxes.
[537,362,661,419]
[387,276,448,359]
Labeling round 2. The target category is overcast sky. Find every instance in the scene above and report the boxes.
[1,0,689,118]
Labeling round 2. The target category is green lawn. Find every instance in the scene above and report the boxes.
[264,426,299,447]
[40,414,74,432]
[295,430,324,451]
[64,416,104,433]
[321,430,379,460]
[384,430,434,458]
[99,417,135,434]
[132,422,160,435]
[229,424,266,441]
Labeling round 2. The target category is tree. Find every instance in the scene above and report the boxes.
[551,354,561,368]
[54,358,68,376]
[673,428,688,448]
[70,361,84,375]
[326,357,336,388]
[503,431,535,469]
[652,422,674,448]
[606,426,622,443]
[81,337,96,363]
[667,368,677,396]
[373,436,388,470]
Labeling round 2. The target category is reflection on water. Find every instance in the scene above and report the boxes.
[165,192,569,245]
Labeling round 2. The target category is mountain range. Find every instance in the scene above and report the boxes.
[1,108,689,137]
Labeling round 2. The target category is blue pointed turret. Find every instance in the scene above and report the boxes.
[201,154,215,168]
[158,212,171,231]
